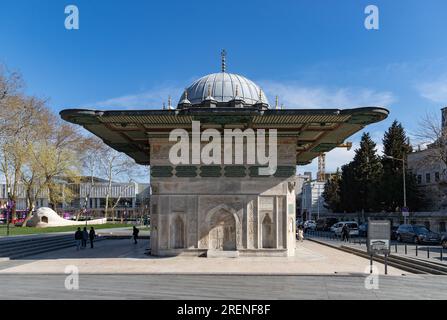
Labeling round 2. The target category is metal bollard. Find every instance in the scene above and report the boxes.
[416,245,418,256]
[395,243,397,253]
[405,244,407,255]
[441,247,443,261]
[427,247,430,259]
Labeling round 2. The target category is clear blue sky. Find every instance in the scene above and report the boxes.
[1,0,447,175]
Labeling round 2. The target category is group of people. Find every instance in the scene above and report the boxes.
[74,227,96,250]
[74,225,140,250]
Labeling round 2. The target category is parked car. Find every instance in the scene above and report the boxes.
[330,223,339,233]
[358,223,368,237]
[333,221,359,237]
[396,224,441,244]
[358,223,397,239]
[316,218,339,231]
[304,220,317,231]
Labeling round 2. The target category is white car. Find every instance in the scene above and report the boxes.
[330,223,338,233]
[332,221,359,236]
[304,220,317,230]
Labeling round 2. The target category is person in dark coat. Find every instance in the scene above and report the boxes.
[82,227,88,248]
[132,226,139,244]
[89,227,96,249]
[74,227,82,250]
[341,224,350,242]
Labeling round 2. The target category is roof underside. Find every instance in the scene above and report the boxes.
[60,107,389,166]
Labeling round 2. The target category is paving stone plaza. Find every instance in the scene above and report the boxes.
[1,235,447,299]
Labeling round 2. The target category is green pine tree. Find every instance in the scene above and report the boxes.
[323,168,342,212]
[339,162,357,212]
[351,132,383,212]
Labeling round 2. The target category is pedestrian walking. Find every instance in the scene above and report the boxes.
[297,224,304,242]
[89,227,96,249]
[82,227,88,248]
[132,226,139,244]
[341,224,349,242]
[75,227,82,250]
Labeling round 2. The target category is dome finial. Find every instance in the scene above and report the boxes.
[221,49,226,73]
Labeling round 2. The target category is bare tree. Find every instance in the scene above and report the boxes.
[98,147,137,222]
[20,144,46,226]
[414,111,447,168]
[74,136,105,220]
[0,93,49,222]
[32,116,84,210]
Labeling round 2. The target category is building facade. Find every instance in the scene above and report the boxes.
[407,107,447,211]
[61,63,388,257]
[0,179,150,221]
[301,180,329,221]
[295,172,311,219]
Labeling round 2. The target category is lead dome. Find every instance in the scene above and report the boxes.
[178,72,269,107]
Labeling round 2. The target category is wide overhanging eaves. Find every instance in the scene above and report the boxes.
[60,107,389,166]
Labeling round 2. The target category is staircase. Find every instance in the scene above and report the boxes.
[0,234,103,260]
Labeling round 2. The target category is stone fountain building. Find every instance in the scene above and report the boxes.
[61,61,388,257]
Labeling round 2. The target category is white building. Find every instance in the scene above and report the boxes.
[301,180,328,221]
[0,177,150,220]
[407,107,447,211]
[295,172,311,217]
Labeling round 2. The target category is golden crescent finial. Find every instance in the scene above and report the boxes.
[221,49,226,73]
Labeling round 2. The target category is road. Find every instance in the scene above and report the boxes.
[1,273,446,299]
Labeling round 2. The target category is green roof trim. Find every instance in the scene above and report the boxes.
[175,166,197,177]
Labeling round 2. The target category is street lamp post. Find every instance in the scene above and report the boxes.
[124,201,128,224]
[385,155,407,224]
[6,187,13,237]
[84,196,88,227]
[317,184,321,221]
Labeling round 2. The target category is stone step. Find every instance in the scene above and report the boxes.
[0,235,74,251]
[206,250,239,258]
[0,234,74,248]
[0,239,77,256]
[0,237,105,259]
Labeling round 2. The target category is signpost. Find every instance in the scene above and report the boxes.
[402,207,409,224]
[367,220,391,275]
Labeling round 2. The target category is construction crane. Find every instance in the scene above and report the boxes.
[317,142,353,182]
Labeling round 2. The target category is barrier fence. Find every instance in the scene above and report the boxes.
[306,230,446,263]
